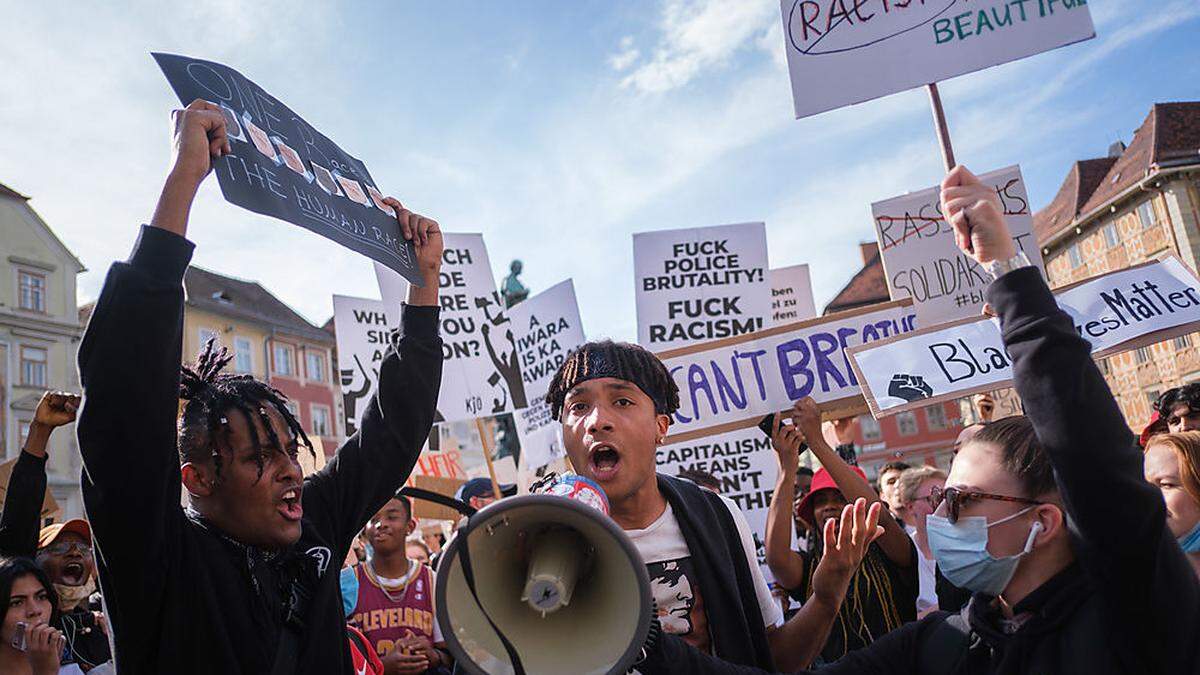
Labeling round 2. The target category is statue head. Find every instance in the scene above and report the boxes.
[509,259,523,275]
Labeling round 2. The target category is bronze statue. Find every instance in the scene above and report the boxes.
[501,259,530,308]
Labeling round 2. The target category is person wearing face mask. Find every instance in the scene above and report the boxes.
[0,392,112,672]
[1143,432,1200,579]
[636,166,1200,675]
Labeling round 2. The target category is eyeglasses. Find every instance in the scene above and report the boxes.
[43,541,93,557]
[929,486,1042,524]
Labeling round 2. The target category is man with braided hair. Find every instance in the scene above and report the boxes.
[545,340,885,672]
[75,99,444,674]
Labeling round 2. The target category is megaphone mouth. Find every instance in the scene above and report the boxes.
[436,494,653,675]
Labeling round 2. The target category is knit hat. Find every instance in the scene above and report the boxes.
[546,340,680,420]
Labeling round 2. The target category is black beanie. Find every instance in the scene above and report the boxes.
[545,340,680,421]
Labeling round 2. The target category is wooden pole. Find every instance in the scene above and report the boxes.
[474,418,505,502]
[926,83,957,172]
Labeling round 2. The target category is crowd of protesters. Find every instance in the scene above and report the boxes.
[2,103,1200,674]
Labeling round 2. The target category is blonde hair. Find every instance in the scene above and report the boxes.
[1146,431,1200,505]
[896,466,946,506]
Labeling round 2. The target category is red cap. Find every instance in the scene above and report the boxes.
[1141,410,1168,447]
[795,466,868,529]
[38,519,91,550]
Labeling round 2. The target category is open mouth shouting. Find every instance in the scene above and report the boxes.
[278,485,303,522]
[61,561,87,586]
[588,443,622,483]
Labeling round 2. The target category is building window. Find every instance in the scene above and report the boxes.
[20,346,47,387]
[1097,357,1111,376]
[1103,223,1120,248]
[1137,201,1158,230]
[860,414,882,442]
[234,337,253,373]
[19,421,32,448]
[1067,244,1083,269]
[305,351,326,383]
[273,343,295,376]
[1174,333,1194,350]
[896,411,918,436]
[1135,346,1152,364]
[926,404,949,431]
[285,400,300,418]
[199,328,220,349]
[18,270,46,312]
[1146,389,1162,409]
[311,404,331,437]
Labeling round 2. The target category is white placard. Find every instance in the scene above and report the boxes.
[634,222,771,352]
[770,264,818,326]
[872,165,1045,325]
[332,295,399,437]
[849,257,1200,416]
[506,280,588,470]
[661,300,917,443]
[780,0,1095,119]
[375,234,527,423]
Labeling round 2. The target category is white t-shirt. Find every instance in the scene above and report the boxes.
[625,496,783,654]
[914,539,938,616]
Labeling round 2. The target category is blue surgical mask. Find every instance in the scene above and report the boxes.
[1178,521,1200,553]
[927,506,1042,596]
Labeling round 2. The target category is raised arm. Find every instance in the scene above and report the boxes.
[945,165,1200,666]
[0,392,79,558]
[765,417,807,589]
[793,399,912,567]
[305,208,443,551]
[76,100,225,616]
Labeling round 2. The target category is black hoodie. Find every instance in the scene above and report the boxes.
[76,225,442,674]
[639,266,1200,675]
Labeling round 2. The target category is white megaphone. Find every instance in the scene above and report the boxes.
[409,476,652,675]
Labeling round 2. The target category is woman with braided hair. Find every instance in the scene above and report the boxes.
[75,100,444,674]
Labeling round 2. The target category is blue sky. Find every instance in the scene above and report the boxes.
[2,1,1198,342]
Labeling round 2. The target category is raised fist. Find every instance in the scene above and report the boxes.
[940,166,1016,264]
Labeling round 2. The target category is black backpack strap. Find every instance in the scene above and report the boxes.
[917,606,972,675]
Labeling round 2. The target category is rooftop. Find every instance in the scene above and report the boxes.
[184,266,332,344]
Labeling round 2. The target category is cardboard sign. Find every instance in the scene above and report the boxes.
[153,53,422,284]
[779,0,1095,119]
[770,264,818,326]
[660,299,917,443]
[331,295,399,437]
[506,280,587,470]
[872,165,1045,325]
[634,222,771,352]
[376,234,527,423]
[849,257,1200,416]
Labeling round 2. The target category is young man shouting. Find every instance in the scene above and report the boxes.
[75,100,444,674]
[546,341,883,672]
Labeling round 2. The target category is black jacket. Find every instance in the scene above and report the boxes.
[76,225,442,674]
[639,266,1200,675]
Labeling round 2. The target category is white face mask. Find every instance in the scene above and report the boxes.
[927,506,1044,596]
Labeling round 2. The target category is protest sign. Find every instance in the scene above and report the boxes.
[779,0,1095,119]
[770,264,818,326]
[634,222,771,352]
[872,165,1045,325]
[849,257,1200,416]
[376,234,527,423]
[659,299,917,443]
[506,280,587,470]
[331,295,399,437]
[153,53,422,284]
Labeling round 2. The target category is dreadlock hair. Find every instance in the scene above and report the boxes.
[178,339,313,481]
[545,340,680,421]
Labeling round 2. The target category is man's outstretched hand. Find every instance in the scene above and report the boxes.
[809,498,884,609]
[941,165,1015,264]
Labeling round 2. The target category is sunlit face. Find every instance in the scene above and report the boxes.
[1144,442,1200,539]
[36,531,94,587]
[812,489,849,533]
[880,469,905,509]
[365,498,415,557]
[944,441,1040,558]
[906,476,946,531]
[3,575,52,645]
[407,542,430,565]
[561,378,669,507]
[197,405,305,549]
[1167,403,1200,434]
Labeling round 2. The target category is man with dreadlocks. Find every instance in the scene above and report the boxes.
[74,100,444,674]
[545,340,885,672]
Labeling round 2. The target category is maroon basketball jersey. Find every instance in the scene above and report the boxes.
[348,561,437,657]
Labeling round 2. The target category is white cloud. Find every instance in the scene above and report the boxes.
[609,35,641,72]
[620,0,779,93]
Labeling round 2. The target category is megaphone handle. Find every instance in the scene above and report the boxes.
[399,487,477,517]
[458,529,527,675]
